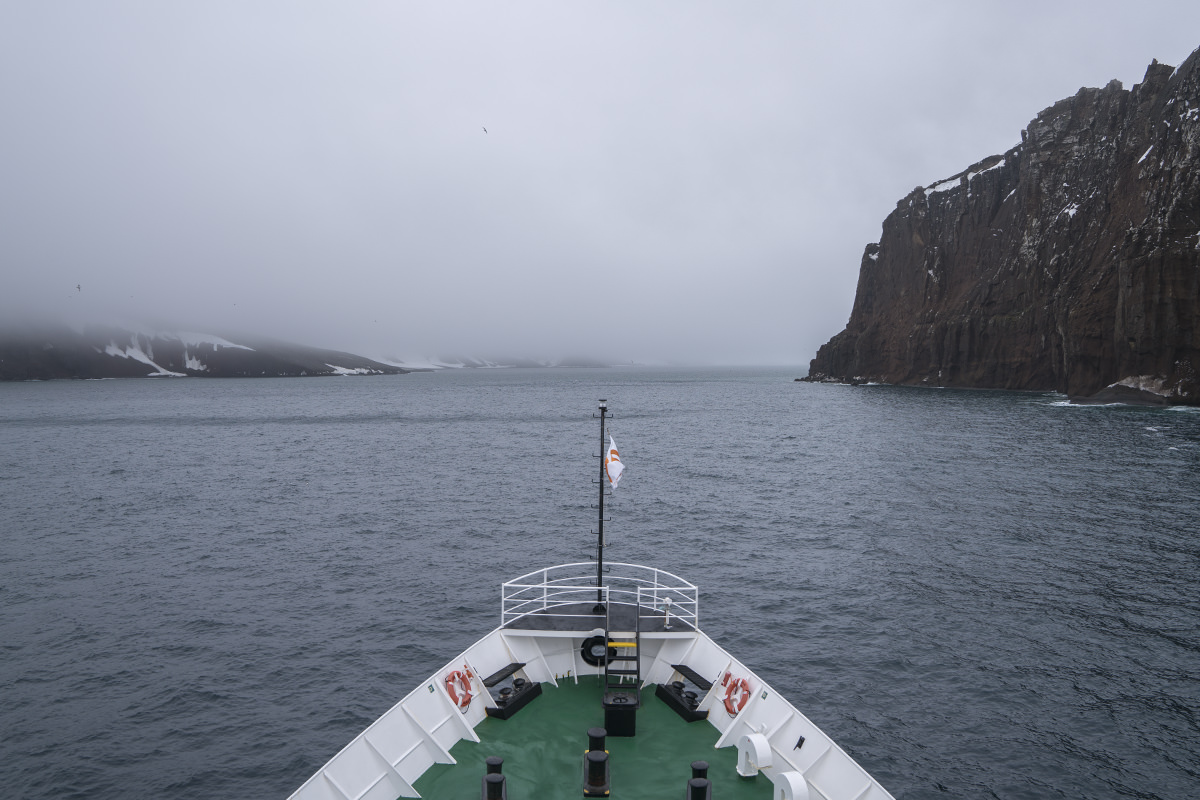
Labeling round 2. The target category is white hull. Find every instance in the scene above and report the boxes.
[289,564,893,800]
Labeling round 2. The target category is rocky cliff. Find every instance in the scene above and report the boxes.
[807,47,1200,404]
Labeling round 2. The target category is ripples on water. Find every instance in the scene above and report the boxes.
[1,368,1197,799]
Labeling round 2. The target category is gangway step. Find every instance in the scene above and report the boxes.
[671,664,713,691]
[482,662,527,688]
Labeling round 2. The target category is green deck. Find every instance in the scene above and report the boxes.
[413,678,772,799]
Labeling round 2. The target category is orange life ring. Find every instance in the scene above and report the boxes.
[446,669,473,711]
[723,677,750,716]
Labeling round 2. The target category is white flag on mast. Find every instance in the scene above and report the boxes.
[605,436,624,489]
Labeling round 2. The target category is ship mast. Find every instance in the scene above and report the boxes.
[595,399,607,611]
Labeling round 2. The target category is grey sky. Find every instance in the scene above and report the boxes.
[2,2,1198,365]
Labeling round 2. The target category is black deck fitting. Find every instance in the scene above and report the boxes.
[655,682,708,723]
[583,749,611,797]
[587,727,607,753]
[482,772,507,800]
[485,681,543,720]
[602,690,638,737]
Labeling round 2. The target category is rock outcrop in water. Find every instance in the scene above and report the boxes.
[806,47,1200,405]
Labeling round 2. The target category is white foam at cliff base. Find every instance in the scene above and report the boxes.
[1049,399,1122,408]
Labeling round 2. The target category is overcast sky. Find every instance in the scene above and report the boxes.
[2,2,1198,365]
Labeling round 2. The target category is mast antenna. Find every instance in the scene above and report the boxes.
[594,399,608,612]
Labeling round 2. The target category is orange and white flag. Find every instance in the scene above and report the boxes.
[604,436,624,488]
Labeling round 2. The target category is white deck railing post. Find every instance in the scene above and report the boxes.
[499,563,699,630]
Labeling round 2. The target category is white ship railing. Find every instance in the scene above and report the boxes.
[501,561,699,629]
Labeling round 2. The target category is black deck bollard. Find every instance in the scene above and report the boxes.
[587,727,607,753]
[687,776,712,800]
[691,760,709,780]
[583,749,610,797]
[482,772,506,800]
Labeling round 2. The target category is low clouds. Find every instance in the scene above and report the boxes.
[3,1,1198,364]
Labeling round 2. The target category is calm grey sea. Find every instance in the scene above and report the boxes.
[1,367,1198,799]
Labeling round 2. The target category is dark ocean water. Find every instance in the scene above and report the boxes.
[1,367,1198,800]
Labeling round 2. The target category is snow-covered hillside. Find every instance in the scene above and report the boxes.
[0,326,408,380]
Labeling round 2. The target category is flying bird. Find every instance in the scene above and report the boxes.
[76,284,81,292]
[482,126,487,134]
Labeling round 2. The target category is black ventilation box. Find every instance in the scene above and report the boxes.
[602,691,638,736]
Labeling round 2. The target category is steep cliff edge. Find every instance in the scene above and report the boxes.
[807,48,1200,404]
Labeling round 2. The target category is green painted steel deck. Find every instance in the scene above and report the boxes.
[413,677,772,799]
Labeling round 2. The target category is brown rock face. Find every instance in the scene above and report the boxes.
[807,48,1200,404]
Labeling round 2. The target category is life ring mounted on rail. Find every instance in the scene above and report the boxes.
[723,676,751,716]
[445,667,474,711]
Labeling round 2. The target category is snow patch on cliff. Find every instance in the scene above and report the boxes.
[171,332,254,351]
[326,364,381,376]
[967,159,1005,182]
[105,338,186,377]
[925,177,961,196]
[1112,375,1171,396]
